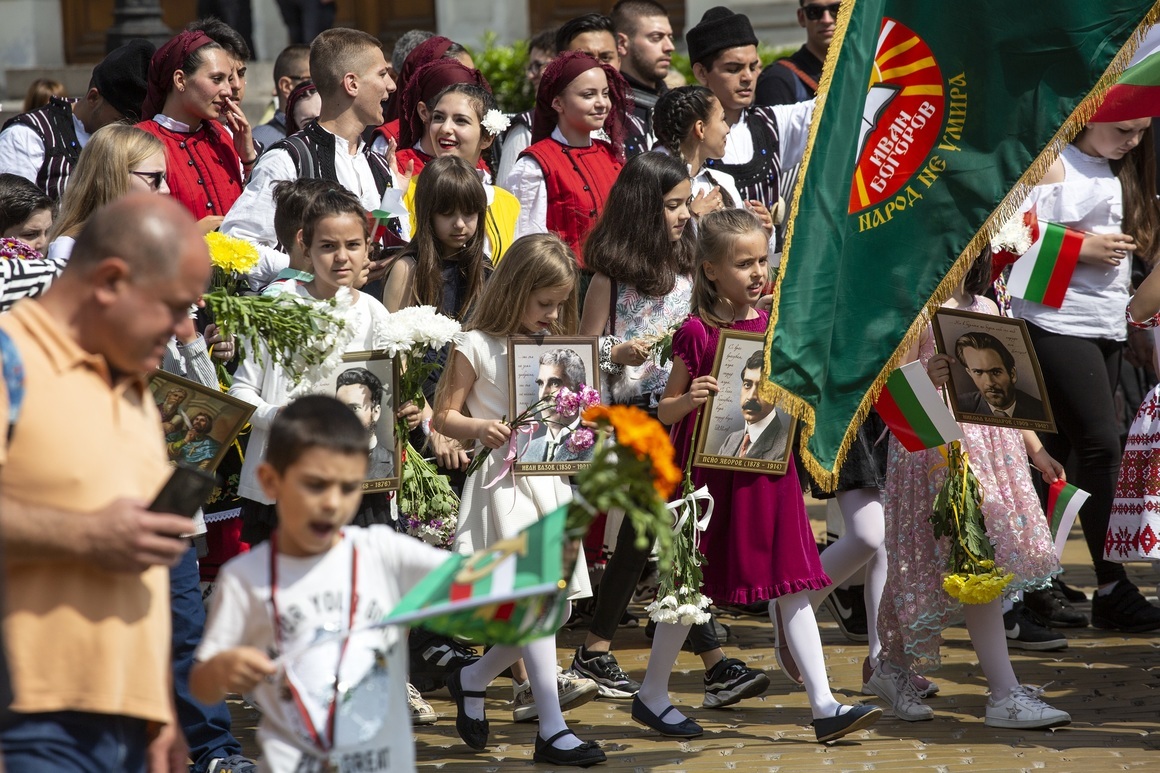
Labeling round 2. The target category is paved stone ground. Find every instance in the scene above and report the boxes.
[227,506,1160,771]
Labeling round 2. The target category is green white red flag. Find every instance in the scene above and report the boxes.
[875,361,963,452]
[383,505,572,645]
[761,0,1159,489]
[1093,25,1160,121]
[1047,480,1090,559]
[1006,222,1085,308]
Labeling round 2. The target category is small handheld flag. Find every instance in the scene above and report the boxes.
[875,361,964,452]
[1006,222,1084,308]
[382,505,573,645]
[1047,480,1090,559]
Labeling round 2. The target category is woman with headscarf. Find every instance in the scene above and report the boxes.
[371,35,475,152]
[392,60,519,262]
[502,50,630,269]
[137,30,255,224]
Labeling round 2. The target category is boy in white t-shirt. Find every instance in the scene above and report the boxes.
[191,395,447,772]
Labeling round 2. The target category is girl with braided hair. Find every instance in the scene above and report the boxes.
[653,86,776,258]
[503,50,631,269]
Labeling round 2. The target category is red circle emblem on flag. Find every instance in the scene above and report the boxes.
[848,18,946,214]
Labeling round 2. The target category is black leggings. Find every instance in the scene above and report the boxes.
[1026,322,1126,585]
[589,515,721,655]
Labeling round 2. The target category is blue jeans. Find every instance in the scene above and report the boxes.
[0,711,148,772]
[172,545,243,772]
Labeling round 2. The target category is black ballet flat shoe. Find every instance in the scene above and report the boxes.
[447,668,489,750]
[533,729,607,767]
[630,696,704,738]
[812,704,883,743]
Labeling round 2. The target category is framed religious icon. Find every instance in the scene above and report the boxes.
[149,371,255,474]
[931,308,1056,433]
[508,335,601,475]
[694,330,796,475]
[317,351,402,492]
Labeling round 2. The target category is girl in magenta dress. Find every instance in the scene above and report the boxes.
[633,209,881,745]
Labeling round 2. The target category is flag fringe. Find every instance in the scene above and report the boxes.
[765,0,1160,492]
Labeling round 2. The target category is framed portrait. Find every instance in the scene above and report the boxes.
[931,308,1056,433]
[316,351,402,492]
[693,331,796,475]
[507,335,601,475]
[149,371,255,474]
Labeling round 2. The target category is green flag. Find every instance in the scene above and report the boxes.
[383,505,572,645]
[765,0,1160,488]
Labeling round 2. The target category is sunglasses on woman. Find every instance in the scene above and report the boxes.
[803,2,841,21]
[130,170,166,190]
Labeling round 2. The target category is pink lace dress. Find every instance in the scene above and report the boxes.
[1106,309,1160,562]
[878,296,1059,673]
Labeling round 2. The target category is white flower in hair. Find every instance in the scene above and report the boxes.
[481,109,511,137]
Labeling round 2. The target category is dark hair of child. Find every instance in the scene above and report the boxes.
[300,186,371,247]
[582,151,695,296]
[272,178,343,251]
[401,155,490,316]
[265,395,371,473]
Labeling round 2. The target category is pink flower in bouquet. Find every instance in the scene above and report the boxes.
[566,426,596,454]
[554,384,601,419]
[0,237,43,261]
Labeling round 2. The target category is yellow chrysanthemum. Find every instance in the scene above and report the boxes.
[942,566,1015,605]
[205,232,260,275]
[584,405,681,498]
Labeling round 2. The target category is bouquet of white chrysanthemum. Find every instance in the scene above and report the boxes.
[374,306,463,542]
[206,285,352,391]
[992,209,1035,255]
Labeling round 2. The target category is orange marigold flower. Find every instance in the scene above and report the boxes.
[583,405,681,498]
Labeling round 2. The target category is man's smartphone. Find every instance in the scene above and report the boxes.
[148,465,218,518]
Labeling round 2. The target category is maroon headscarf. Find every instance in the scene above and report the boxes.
[398,59,492,149]
[141,30,215,120]
[285,80,319,135]
[531,50,632,160]
[384,35,454,122]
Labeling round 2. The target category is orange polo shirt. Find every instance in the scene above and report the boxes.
[0,300,173,724]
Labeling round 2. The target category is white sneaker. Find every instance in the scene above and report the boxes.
[984,684,1071,729]
[407,682,437,725]
[863,664,934,721]
[510,669,599,723]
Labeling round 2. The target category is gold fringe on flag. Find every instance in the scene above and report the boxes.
[763,0,1160,491]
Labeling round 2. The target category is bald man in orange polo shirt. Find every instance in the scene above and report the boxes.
[0,194,210,772]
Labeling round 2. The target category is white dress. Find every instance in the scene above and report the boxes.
[452,329,591,599]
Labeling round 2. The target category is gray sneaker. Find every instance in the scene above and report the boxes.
[570,646,640,698]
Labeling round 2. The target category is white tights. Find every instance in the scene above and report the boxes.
[963,599,1019,700]
[810,488,887,663]
[457,601,581,750]
[776,592,842,718]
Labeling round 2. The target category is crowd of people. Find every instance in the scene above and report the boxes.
[0,0,1157,771]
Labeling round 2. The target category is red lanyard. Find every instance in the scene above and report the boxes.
[269,533,360,753]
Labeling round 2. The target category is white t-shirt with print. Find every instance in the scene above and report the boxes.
[196,526,448,772]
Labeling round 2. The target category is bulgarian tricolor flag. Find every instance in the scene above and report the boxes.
[1093,25,1160,122]
[1005,222,1084,308]
[875,361,964,452]
[383,505,571,645]
[1047,480,1091,559]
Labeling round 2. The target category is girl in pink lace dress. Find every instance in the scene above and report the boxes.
[1107,267,1160,563]
[874,253,1070,729]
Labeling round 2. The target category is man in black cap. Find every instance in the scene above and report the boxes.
[686,6,814,258]
[0,39,154,202]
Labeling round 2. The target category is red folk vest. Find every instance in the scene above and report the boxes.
[521,138,622,267]
[137,119,244,219]
[395,147,492,178]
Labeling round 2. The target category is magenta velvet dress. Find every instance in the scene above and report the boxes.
[670,312,830,605]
